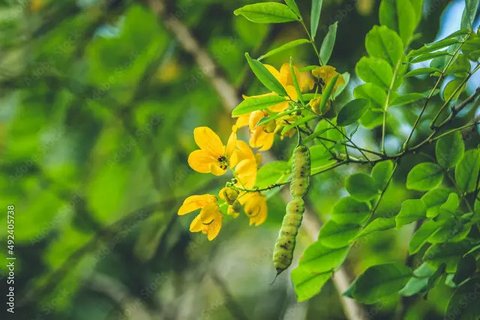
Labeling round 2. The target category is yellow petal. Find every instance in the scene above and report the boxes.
[178,194,216,215]
[248,110,265,130]
[236,114,250,128]
[189,213,204,232]
[209,162,227,176]
[225,129,237,159]
[188,150,218,174]
[207,216,222,240]
[235,159,257,188]
[242,193,267,226]
[250,128,274,151]
[194,126,225,156]
[264,64,284,85]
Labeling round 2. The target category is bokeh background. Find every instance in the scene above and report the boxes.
[0,0,478,319]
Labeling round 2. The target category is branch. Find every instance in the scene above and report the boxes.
[151,2,368,319]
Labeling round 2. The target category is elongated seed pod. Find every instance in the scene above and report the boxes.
[289,145,310,198]
[273,198,305,274]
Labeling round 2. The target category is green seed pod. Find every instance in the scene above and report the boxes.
[290,145,310,197]
[273,198,305,274]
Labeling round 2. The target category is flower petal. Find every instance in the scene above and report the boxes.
[194,126,225,156]
[188,150,217,173]
[178,194,216,215]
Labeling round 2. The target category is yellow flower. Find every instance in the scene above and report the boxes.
[178,194,223,240]
[238,192,268,226]
[312,65,345,92]
[234,140,258,188]
[236,63,314,151]
[188,126,238,176]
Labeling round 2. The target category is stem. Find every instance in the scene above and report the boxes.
[299,19,323,66]
[403,39,467,150]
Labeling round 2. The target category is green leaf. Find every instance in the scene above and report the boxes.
[406,162,443,191]
[299,242,350,273]
[436,132,465,168]
[410,50,451,63]
[405,67,441,78]
[332,197,370,225]
[400,263,437,296]
[245,53,288,96]
[344,263,412,304]
[390,92,428,107]
[310,145,337,174]
[409,38,460,57]
[455,149,480,193]
[232,95,287,116]
[284,0,301,17]
[395,199,426,227]
[442,78,466,101]
[258,39,311,60]
[346,173,379,201]
[320,22,338,65]
[365,25,404,66]
[423,241,470,272]
[371,160,394,190]
[446,278,480,319]
[421,187,451,218]
[360,110,384,128]
[256,161,290,189]
[319,221,360,248]
[234,2,299,23]
[353,83,387,109]
[355,217,396,239]
[310,0,323,39]
[379,0,417,45]
[409,220,439,254]
[452,255,476,285]
[292,266,331,302]
[337,99,369,127]
[461,0,480,30]
[317,74,340,114]
[356,56,393,88]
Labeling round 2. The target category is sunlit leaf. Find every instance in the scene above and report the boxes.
[234,2,299,23]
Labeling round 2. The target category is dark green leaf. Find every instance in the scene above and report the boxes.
[406,162,443,191]
[320,22,338,65]
[337,99,369,127]
[346,173,379,201]
[332,197,370,225]
[234,2,299,23]
[423,241,470,272]
[455,149,480,193]
[232,94,287,116]
[344,263,412,303]
[446,278,480,319]
[442,78,466,101]
[258,39,311,60]
[452,255,476,285]
[245,53,288,96]
[400,263,437,296]
[310,0,324,39]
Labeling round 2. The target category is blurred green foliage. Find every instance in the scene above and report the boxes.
[0,0,478,319]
